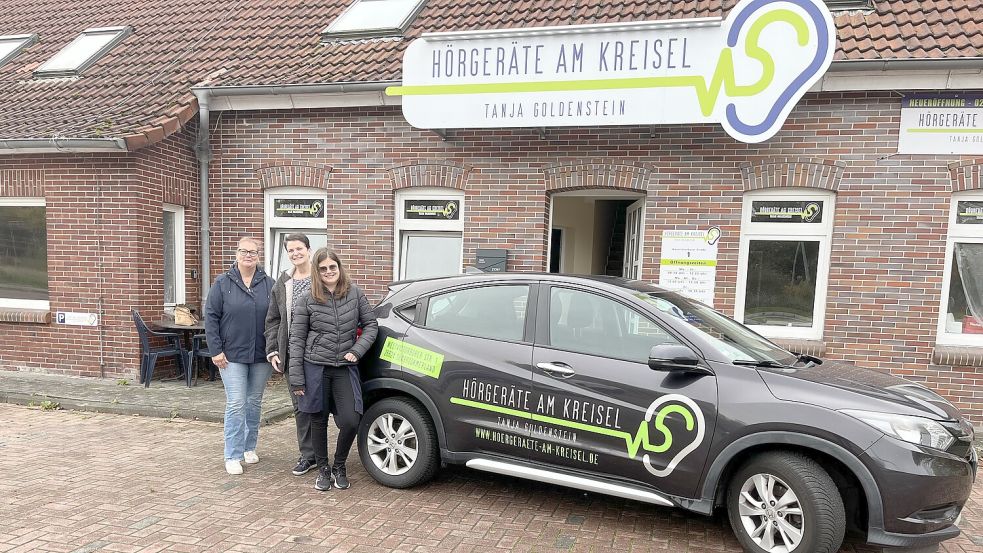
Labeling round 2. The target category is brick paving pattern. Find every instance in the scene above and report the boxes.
[0,404,979,553]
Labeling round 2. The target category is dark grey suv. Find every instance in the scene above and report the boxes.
[356,273,977,553]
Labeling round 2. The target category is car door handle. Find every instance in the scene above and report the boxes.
[537,362,576,378]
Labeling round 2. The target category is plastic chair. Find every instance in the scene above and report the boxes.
[192,334,217,384]
[131,309,192,387]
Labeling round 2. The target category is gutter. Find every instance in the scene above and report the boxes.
[191,90,212,308]
[0,137,127,154]
[190,81,396,97]
[828,57,983,71]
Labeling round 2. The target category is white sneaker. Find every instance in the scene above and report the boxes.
[243,451,259,464]
[225,459,244,475]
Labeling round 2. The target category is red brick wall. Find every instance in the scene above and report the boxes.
[207,91,983,424]
[0,127,199,379]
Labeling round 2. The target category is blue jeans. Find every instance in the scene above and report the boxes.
[222,362,273,460]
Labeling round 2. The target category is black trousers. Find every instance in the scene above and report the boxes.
[289,387,314,462]
[311,366,360,468]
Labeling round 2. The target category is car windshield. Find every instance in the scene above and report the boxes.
[635,291,797,365]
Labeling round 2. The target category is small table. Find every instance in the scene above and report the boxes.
[152,318,210,383]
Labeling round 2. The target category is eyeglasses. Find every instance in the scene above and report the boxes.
[318,264,339,274]
[236,249,260,257]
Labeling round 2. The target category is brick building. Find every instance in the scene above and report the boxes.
[1,1,982,424]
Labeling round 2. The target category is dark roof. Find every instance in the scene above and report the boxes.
[0,0,979,148]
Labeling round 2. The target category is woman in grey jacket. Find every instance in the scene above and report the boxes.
[288,248,377,491]
[264,233,316,476]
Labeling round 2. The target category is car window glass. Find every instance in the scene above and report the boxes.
[549,287,680,363]
[395,302,417,323]
[425,285,528,341]
[636,292,795,364]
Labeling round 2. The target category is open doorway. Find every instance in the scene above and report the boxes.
[548,191,645,278]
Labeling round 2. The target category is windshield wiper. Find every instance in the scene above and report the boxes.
[794,353,822,367]
[732,359,795,369]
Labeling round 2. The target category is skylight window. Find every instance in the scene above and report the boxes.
[34,26,132,78]
[322,0,426,40]
[824,0,874,10]
[0,34,37,68]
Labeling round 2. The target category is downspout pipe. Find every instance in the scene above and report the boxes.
[192,90,212,310]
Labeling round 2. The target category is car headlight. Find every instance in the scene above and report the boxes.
[841,409,955,451]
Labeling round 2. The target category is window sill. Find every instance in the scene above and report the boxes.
[770,338,825,357]
[933,345,983,368]
[0,308,51,324]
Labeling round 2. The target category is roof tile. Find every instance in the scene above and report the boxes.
[0,0,978,145]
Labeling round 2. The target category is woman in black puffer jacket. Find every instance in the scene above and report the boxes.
[288,248,377,492]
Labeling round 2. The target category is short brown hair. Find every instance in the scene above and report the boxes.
[282,233,310,250]
[310,248,351,302]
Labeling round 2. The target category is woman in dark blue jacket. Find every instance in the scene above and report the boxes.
[205,237,275,475]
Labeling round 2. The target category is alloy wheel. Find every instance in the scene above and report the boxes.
[737,473,804,552]
[366,412,418,476]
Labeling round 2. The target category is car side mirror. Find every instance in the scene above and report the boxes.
[648,344,710,375]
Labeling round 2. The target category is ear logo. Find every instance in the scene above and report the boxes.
[642,394,706,477]
[721,0,836,142]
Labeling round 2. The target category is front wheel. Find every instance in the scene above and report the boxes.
[726,451,845,553]
[358,397,439,488]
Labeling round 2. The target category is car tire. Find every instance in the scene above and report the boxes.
[358,397,439,489]
[726,451,845,553]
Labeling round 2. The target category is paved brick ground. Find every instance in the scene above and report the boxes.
[0,371,293,424]
[0,404,979,553]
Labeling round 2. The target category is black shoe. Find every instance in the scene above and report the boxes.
[331,464,350,489]
[314,466,332,491]
[292,457,315,476]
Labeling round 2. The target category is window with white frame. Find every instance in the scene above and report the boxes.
[321,0,426,40]
[163,204,185,307]
[264,188,329,277]
[0,34,36,67]
[34,26,132,78]
[735,189,835,340]
[395,189,463,280]
[938,191,983,346]
[0,198,48,309]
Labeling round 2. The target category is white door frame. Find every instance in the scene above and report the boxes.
[623,198,645,280]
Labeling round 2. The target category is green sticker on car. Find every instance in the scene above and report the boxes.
[379,337,444,379]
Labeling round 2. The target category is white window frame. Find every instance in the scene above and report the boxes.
[264,187,329,276]
[394,188,464,280]
[34,26,132,78]
[163,204,186,308]
[0,197,48,310]
[937,191,983,347]
[0,34,37,67]
[734,188,835,340]
[321,0,426,40]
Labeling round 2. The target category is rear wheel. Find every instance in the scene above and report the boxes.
[727,451,845,553]
[358,397,439,488]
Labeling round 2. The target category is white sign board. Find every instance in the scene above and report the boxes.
[56,312,99,326]
[899,93,983,154]
[388,0,835,143]
[659,228,720,306]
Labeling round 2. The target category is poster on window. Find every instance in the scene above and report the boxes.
[957,201,983,224]
[404,199,460,220]
[898,93,983,154]
[658,228,720,306]
[274,199,324,218]
[750,200,823,223]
